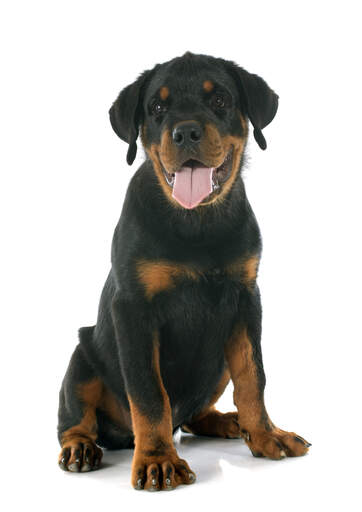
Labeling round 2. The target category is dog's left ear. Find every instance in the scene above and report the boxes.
[224,61,279,150]
[109,69,154,165]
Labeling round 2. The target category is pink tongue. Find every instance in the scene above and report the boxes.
[172,166,214,209]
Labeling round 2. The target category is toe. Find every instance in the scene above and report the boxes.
[92,446,103,470]
[133,465,146,490]
[145,463,160,492]
[80,444,93,472]
[68,446,82,472]
[162,462,176,490]
[224,413,242,438]
[58,447,70,471]
[262,438,287,460]
[174,459,196,485]
[279,433,311,456]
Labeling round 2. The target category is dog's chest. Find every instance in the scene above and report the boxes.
[136,254,258,305]
[155,271,240,420]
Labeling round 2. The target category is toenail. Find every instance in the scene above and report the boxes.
[251,450,263,457]
[241,430,250,441]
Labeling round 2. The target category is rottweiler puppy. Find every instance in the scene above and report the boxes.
[58,52,311,491]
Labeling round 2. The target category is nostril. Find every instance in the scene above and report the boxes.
[190,128,201,143]
[173,129,184,146]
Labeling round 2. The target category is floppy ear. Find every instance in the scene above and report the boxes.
[109,69,152,165]
[225,62,279,150]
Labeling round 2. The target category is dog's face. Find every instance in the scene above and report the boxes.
[110,53,278,209]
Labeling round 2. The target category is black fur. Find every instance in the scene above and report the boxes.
[58,52,278,450]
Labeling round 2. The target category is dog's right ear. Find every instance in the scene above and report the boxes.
[109,69,153,165]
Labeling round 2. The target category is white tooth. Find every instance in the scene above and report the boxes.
[165,173,174,186]
[212,178,220,190]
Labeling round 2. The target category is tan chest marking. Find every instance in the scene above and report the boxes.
[227,255,260,288]
[136,260,199,300]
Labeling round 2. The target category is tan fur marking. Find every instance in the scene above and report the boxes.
[100,386,133,431]
[244,256,259,282]
[136,259,199,300]
[152,337,173,427]
[199,123,225,165]
[145,114,249,209]
[203,80,214,92]
[159,128,179,172]
[200,133,247,207]
[160,86,169,101]
[128,335,187,488]
[224,333,312,458]
[146,141,180,206]
[128,336,173,449]
[61,378,103,446]
[192,116,249,207]
[61,378,134,448]
[141,123,147,146]
[182,410,241,438]
[227,255,260,288]
[181,368,239,437]
[225,328,270,431]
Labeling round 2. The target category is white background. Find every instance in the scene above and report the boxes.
[1,1,361,510]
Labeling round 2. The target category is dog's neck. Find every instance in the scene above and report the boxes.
[126,159,251,247]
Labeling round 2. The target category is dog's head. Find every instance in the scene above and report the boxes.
[110,52,278,209]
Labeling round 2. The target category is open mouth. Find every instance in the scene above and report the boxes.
[162,148,234,209]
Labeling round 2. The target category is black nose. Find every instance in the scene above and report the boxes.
[172,121,202,147]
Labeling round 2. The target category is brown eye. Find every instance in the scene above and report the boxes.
[214,94,225,108]
[152,102,167,115]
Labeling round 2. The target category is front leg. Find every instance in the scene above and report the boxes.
[112,295,196,491]
[225,288,311,459]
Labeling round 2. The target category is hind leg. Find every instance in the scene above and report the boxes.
[58,344,103,472]
[182,408,241,438]
[181,368,241,439]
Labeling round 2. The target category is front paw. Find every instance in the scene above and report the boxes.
[132,450,196,491]
[242,427,311,460]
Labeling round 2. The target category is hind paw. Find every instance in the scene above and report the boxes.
[58,438,103,472]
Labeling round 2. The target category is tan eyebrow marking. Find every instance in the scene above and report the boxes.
[203,80,214,92]
[160,86,169,101]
